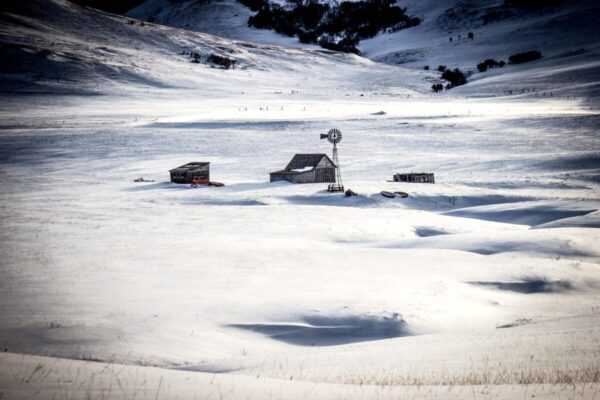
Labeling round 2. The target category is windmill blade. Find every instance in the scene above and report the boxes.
[327,128,342,144]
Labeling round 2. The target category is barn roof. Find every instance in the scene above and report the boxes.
[169,162,209,173]
[285,154,335,170]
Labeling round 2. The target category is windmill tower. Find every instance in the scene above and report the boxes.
[320,128,344,192]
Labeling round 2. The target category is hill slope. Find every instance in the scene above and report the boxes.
[127,0,308,48]
[360,0,600,97]
[125,0,600,98]
[0,0,428,96]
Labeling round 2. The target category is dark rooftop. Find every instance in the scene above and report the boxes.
[169,162,209,173]
[285,154,334,170]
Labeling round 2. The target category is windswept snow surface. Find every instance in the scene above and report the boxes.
[1,1,600,399]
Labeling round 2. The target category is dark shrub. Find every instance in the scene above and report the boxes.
[207,54,236,69]
[249,5,275,29]
[190,52,200,63]
[431,83,444,93]
[423,65,429,70]
[509,50,542,64]
[318,35,359,53]
[477,58,505,72]
[245,0,420,53]
[441,68,467,88]
[298,31,318,44]
[468,31,474,39]
[437,65,447,72]
[294,2,328,29]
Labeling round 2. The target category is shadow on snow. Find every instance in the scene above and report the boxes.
[228,313,412,346]
[468,277,574,294]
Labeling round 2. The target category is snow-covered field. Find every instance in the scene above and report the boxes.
[1,1,599,399]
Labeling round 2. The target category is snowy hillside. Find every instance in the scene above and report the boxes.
[126,0,309,47]
[127,0,422,52]
[127,0,600,98]
[1,1,599,399]
[0,0,427,96]
[361,0,600,97]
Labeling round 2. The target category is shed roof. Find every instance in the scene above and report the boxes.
[169,162,210,173]
[285,154,335,170]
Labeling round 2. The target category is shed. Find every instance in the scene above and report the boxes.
[393,172,435,184]
[270,154,336,184]
[170,162,210,184]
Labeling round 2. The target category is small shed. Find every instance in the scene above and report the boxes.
[270,154,336,184]
[170,162,210,184]
[393,172,435,184]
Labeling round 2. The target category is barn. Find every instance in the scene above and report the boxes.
[169,162,210,184]
[270,154,337,184]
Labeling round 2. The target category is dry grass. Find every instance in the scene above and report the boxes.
[2,353,599,400]
[315,364,600,386]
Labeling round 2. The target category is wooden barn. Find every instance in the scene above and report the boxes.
[169,162,210,184]
[393,172,435,184]
[270,154,337,184]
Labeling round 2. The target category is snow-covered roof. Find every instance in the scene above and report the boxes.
[285,154,335,171]
[169,162,210,173]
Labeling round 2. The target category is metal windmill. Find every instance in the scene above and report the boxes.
[320,128,344,192]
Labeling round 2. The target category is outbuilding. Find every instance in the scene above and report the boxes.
[270,154,337,184]
[393,172,435,184]
[170,162,210,184]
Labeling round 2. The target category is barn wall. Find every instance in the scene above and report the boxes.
[315,167,335,182]
[289,170,316,184]
[170,166,210,183]
[317,157,335,168]
[186,169,209,182]
[288,168,335,183]
[270,172,285,182]
[270,164,336,184]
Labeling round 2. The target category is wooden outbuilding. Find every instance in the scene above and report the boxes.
[170,162,210,184]
[393,172,435,184]
[270,154,337,184]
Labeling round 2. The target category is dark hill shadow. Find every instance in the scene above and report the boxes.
[415,227,449,237]
[469,277,574,294]
[228,313,412,346]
